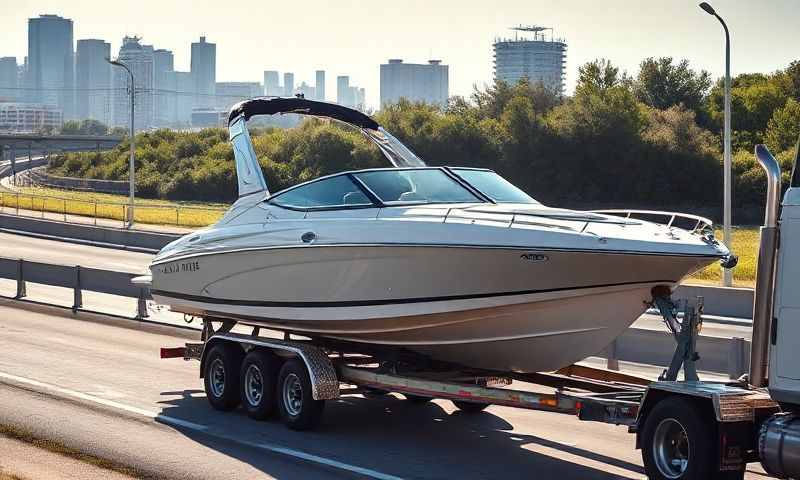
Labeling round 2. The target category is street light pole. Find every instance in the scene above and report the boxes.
[107,58,136,228]
[699,2,733,287]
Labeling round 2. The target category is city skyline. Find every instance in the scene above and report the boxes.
[2,0,799,110]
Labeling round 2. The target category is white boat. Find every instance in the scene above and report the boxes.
[142,97,733,373]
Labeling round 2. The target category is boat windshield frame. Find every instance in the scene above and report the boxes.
[266,167,501,212]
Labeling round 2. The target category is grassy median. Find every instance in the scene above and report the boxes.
[0,186,226,228]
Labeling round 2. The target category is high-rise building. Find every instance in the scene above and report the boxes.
[112,36,154,131]
[153,49,176,126]
[75,39,111,124]
[283,72,294,97]
[493,26,567,94]
[315,70,325,101]
[191,36,216,109]
[0,57,18,102]
[27,14,74,118]
[336,76,365,110]
[336,76,352,107]
[215,82,262,111]
[174,71,193,126]
[380,59,449,107]
[263,70,280,96]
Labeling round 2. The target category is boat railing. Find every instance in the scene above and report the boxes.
[589,209,714,235]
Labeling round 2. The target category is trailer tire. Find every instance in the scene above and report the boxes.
[240,349,278,420]
[277,358,325,431]
[404,394,433,403]
[452,400,489,413]
[203,343,244,411]
[641,397,715,480]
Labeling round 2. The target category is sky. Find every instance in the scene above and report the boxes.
[3,0,799,109]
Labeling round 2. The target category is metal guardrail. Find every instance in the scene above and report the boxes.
[24,167,130,195]
[0,256,150,319]
[0,254,753,379]
[0,189,226,228]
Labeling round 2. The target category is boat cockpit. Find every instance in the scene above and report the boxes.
[265,167,540,211]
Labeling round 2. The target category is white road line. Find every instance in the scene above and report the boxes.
[0,370,404,480]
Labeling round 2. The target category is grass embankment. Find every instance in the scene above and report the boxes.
[687,226,759,288]
[0,186,226,228]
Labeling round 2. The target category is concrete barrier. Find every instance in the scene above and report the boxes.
[0,213,179,252]
[675,284,754,320]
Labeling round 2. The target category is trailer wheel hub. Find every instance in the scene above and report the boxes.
[653,418,690,478]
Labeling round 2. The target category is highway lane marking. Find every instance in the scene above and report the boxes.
[0,370,404,480]
[0,370,207,431]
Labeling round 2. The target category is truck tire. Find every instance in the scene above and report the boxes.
[277,358,325,431]
[240,349,278,420]
[203,342,244,411]
[452,400,489,413]
[641,397,716,480]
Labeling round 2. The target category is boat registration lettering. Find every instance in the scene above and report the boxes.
[161,261,200,274]
[520,253,549,263]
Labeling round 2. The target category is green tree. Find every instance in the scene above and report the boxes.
[765,98,800,153]
[633,57,711,113]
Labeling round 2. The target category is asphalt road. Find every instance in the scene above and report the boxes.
[0,300,772,479]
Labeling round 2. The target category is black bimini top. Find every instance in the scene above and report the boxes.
[228,97,379,130]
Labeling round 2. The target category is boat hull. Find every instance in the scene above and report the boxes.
[150,244,717,372]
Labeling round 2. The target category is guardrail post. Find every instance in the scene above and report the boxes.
[176,207,180,226]
[15,259,26,299]
[136,288,149,319]
[93,201,97,226]
[15,192,19,215]
[63,198,67,222]
[73,265,83,312]
[728,336,747,379]
[606,339,620,371]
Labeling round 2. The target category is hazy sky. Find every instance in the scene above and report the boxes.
[3,0,799,108]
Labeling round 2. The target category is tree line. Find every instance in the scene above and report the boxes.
[49,57,800,223]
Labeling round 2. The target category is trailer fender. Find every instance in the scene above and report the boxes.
[199,333,339,401]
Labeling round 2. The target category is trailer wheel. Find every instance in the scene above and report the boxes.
[277,358,325,431]
[641,397,715,480]
[403,394,433,403]
[240,349,278,420]
[203,343,244,411]
[452,400,489,413]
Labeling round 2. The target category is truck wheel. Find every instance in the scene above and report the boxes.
[277,358,325,431]
[203,343,244,411]
[452,400,489,413]
[641,397,715,480]
[240,349,278,420]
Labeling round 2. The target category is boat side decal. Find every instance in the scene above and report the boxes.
[150,278,675,308]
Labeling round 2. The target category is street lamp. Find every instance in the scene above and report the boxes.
[107,58,136,228]
[699,2,733,287]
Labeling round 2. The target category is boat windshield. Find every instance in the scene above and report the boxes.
[451,168,538,204]
[354,169,481,204]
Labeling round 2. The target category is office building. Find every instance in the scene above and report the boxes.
[0,103,62,133]
[380,59,449,107]
[112,36,154,131]
[0,57,18,102]
[336,76,365,110]
[174,71,193,126]
[283,72,294,96]
[315,70,325,101]
[75,39,111,124]
[263,70,280,96]
[493,26,567,94]
[153,49,176,126]
[191,36,216,109]
[27,14,74,118]
[215,81,262,111]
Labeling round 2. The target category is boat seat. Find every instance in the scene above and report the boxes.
[399,191,425,202]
